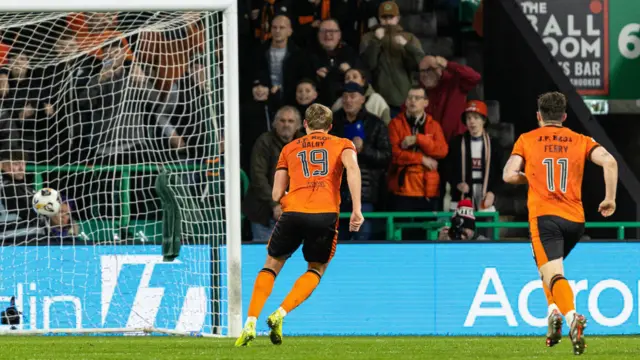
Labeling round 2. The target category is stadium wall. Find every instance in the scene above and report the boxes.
[1,242,639,336]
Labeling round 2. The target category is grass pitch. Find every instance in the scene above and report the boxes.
[3,336,640,359]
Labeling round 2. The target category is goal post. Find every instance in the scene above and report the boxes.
[0,1,242,337]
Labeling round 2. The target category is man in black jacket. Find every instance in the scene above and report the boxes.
[309,19,363,107]
[242,106,303,241]
[331,82,391,240]
[253,15,308,107]
[0,150,44,241]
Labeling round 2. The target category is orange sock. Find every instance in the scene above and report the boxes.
[247,268,277,318]
[542,282,554,306]
[280,270,321,313]
[549,275,575,315]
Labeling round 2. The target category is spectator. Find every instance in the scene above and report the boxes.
[67,12,135,62]
[446,100,501,211]
[309,19,363,106]
[331,68,390,125]
[78,40,182,164]
[0,37,10,99]
[49,201,81,238]
[360,1,424,117]
[3,52,32,103]
[1,51,39,154]
[331,82,391,240]
[77,41,176,219]
[254,15,307,107]
[418,55,482,143]
[0,150,43,237]
[251,0,292,43]
[242,106,302,241]
[30,32,99,165]
[169,53,212,161]
[291,0,347,49]
[339,0,383,50]
[388,86,448,212]
[437,199,487,240]
[240,78,280,171]
[136,12,206,92]
[294,78,318,117]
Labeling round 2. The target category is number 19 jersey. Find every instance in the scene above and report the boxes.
[276,133,356,214]
[511,125,600,223]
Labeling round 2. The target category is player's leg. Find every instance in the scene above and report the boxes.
[531,217,564,348]
[539,270,562,346]
[561,219,588,355]
[267,261,329,345]
[235,213,302,347]
[266,213,338,345]
[534,216,587,355]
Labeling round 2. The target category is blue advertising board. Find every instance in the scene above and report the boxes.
[2,242,638,336]
[0,245,212,333]
[241,242,640,335]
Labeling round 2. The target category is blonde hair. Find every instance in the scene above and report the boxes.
[305,103,333,130]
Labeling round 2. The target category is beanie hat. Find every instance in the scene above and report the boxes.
[461,100,488,124]
[455,199,476,231]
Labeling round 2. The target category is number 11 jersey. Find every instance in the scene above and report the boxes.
[276,133,356,214]
[511,125,600,223]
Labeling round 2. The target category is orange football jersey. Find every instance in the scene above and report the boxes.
[511,125,600,223]
[276,133,356,214]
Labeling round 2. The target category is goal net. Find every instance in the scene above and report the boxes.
[0,5,241,337]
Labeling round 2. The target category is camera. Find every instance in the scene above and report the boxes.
[1,296,21,329]
[448,216,466,240]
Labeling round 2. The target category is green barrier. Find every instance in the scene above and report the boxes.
[338,211,500,241]
[337,213,640,241]
[475,222,640,240]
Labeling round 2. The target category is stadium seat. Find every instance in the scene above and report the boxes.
[395,0,426,13]
[485,100,500,125]
[400,13,437,38]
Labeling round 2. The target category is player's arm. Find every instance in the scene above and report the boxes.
[342,147,364,232]
[589,146,618,202]
[342,148,362,211]
[272,170,289,203]
[502,155,528,185]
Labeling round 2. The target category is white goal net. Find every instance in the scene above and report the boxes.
[0,5,241,337]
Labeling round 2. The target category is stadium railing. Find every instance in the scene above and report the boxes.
[339,214,640,241]
[23,164,640,242]
[338,211,500,240]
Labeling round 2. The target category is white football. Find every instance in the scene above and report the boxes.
[32,188,61,216]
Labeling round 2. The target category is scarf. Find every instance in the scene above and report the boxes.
[460,132,491,201]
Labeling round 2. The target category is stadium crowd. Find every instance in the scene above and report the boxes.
[0,12,212,241]
[240,1,495,241]
[0,1,497,242]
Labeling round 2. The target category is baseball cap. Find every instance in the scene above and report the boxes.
[379,1,400,18]
[343,82,365,95]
